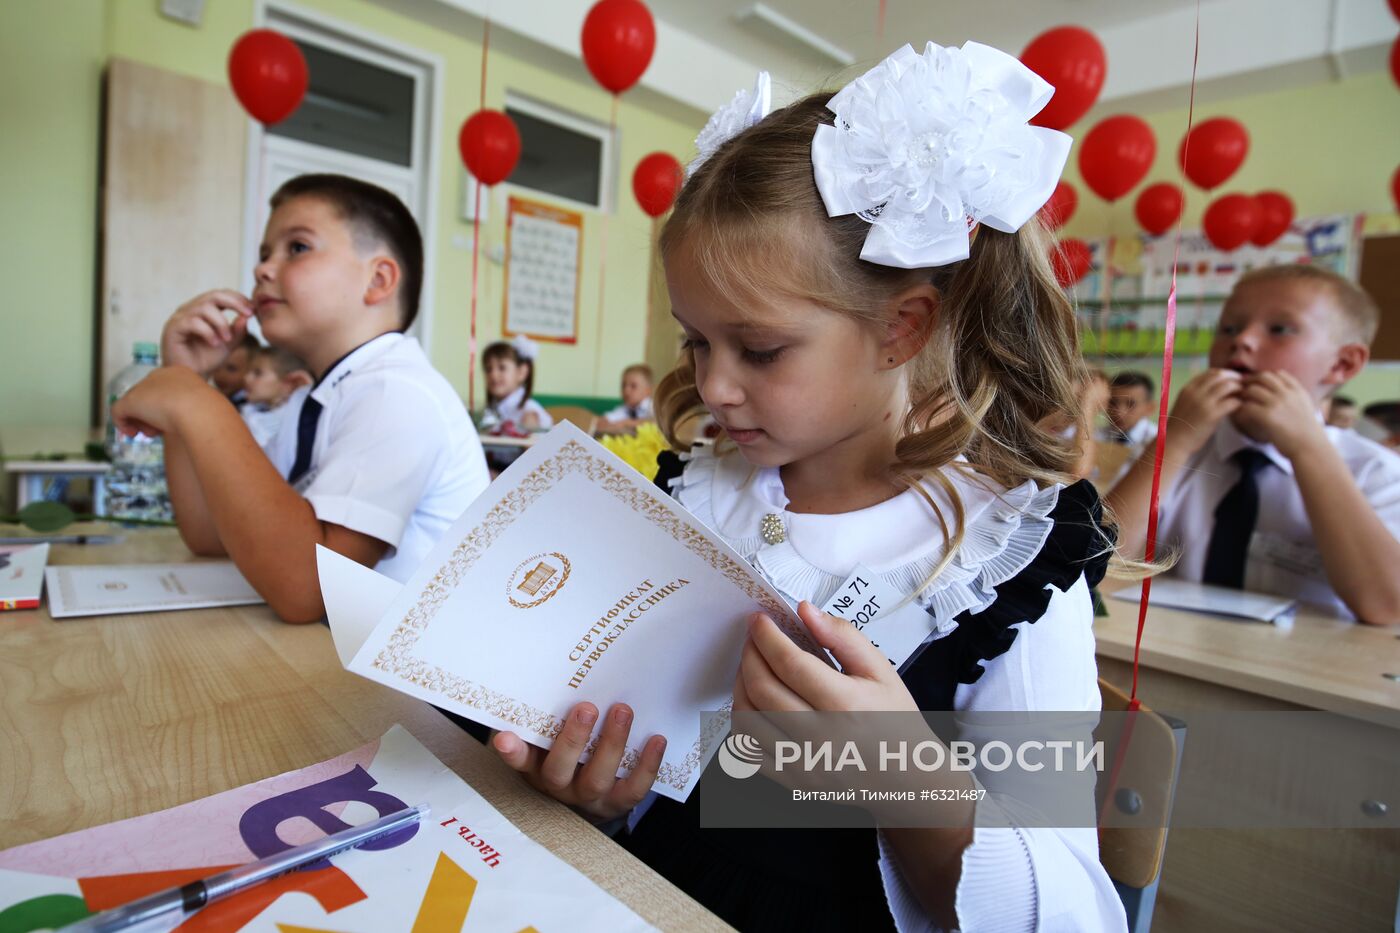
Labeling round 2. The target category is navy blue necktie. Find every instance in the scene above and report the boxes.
[1201,448,1272,589]
[287,395,323,486]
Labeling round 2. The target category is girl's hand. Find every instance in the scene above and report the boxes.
[1166,368,1242,457]
[492,702,668,822]
[735,601,919,714]
[161,290,254,377]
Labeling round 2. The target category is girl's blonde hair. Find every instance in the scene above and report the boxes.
[654,92,1132,580]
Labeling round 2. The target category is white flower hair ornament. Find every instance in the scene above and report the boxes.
[811,41,1073,270]
[510,334,539,361]
[688,71,773,179]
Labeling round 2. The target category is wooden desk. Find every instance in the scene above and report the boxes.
[1095,584,1400,932]
[0,529,726,930]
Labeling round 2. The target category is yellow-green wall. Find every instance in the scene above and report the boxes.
[3,0,703,432]
[1061,71,1400,238]
[0,0,106,429]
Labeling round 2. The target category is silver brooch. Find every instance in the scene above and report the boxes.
[760,513,786,545]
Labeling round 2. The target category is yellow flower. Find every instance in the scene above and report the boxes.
[598,422,669,480]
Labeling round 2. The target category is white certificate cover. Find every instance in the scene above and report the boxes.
[320,422,813,802]
[45,561,264,618]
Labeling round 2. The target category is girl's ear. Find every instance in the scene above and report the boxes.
[1325,342,1369,387]
[881,283,940,369]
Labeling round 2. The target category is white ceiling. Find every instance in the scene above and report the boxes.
[389,0,1397,121]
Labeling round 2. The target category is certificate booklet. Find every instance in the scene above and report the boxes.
[0,542,48,611]
[1111,578,1297,625]
[0,725,653,931]
[320,422,812,802]
[45,561,263,618]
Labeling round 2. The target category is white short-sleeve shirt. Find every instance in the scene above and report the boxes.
[266,333,490,583]
[1157,417,1400,618]
[603,397,653,422]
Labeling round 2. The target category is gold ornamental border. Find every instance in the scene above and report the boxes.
[370,440,802,791]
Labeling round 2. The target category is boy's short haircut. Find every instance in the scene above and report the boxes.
[235,333,260,356]
[1233,264,1380,345]
[1110,371,1155,397]
[270,174,424,332]
[623,363,654,383]
[253,345,310,379]
[1332,395,1356,409]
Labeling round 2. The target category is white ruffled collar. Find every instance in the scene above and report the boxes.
[670,445,1061,636]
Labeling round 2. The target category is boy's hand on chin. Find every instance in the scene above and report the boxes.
[162,290,254,376]
[1233,370,1327,458]
[110,367,211,438]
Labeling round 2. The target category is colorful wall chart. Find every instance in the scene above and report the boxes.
[503,196,583,345]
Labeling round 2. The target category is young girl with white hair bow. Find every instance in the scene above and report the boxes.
[480,334,553,432]
[490,41,1127,932]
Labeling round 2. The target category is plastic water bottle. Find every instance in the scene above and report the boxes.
[105,342,172,521]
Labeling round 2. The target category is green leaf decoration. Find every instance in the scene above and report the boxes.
[18,500,76,533]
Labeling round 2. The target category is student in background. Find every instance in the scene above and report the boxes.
[111,173,490,622]
[1326,394,1357,429]
[1100,371,1157,448]
[1109,265,1400,624]
[212,333,259,408]
[597,364,655,435]
[241,345,312,449]
[481,336,553,432]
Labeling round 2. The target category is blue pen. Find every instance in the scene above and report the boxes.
[62,803,428,932]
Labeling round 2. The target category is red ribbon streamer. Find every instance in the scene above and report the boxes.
[1130,4,1201,707]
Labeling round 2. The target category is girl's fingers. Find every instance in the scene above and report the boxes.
[575,704,635,801]
[740,620,816,712]
[610,734,667,811]
[491,731,542,773]
[793,601,891,680]
[537,703,598,793]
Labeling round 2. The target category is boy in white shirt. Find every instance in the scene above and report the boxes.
[112,174,490,622]
[1109,265,1400,624]
[596,364,655,435]
[240,345,311,448]
[1099,371,1157,448]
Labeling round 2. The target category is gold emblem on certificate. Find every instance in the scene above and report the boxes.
[507,552,572,609]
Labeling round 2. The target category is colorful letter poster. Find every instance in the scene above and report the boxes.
[0,725,653,931]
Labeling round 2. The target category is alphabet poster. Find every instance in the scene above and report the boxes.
[0,725,651,931]
[504,196,583,344]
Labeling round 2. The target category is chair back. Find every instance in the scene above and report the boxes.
[1096,679,1185,931]
[546,405,598,434]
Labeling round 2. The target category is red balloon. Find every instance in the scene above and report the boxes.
[1202,193,1261,252]
[1391,0,1400,18]
[228,29,308,125]
[1078,115,1156,203]
[632,152,682,217]
[1020,26,1107,130]
[1134,182,1184,236]
[1039,181,1078,230]
[1052,238,1093,287]
[1178,117,1249,190]
[1250,191,1295,247]
[581,0,656,94]
[458,110,521,186]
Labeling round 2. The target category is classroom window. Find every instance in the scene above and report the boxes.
[504,95,612,210]
[268,39,416,167]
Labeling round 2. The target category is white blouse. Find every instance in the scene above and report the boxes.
[667,445,1126,933]
[482,387,553,430]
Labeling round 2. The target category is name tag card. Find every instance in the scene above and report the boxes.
[320,423,813,802]
[820,564,935,669]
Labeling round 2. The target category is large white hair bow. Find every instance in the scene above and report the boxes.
[688,71,772,179]
[510,334,539,361]
[812,41,1072,269]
